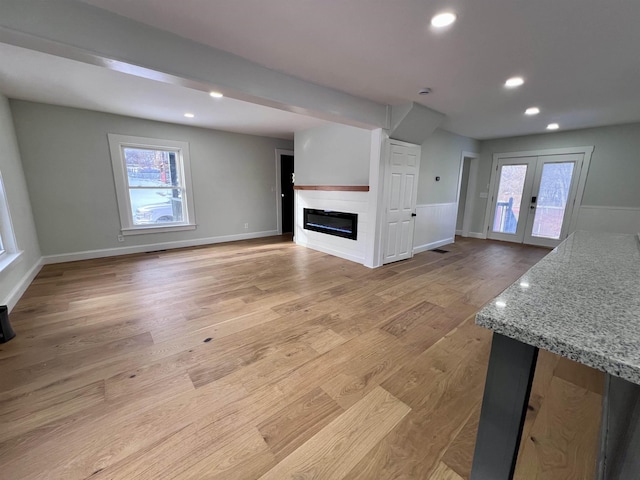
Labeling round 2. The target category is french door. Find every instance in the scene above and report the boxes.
[488,153,584,248]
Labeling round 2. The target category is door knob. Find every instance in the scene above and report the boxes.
[411,213,417,217]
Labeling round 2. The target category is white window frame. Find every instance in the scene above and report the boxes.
[108,134,197,235]
[0,171,22,273]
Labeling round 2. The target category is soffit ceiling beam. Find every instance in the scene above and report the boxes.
[0,0,389,130]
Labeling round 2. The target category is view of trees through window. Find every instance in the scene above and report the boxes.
[492,161,575,238]
[124,148,184,225]
[532,162,574,239]
[493,164,527,234]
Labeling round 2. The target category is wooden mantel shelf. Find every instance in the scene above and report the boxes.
[293,185,370,192]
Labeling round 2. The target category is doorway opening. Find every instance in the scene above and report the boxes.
[455,151,479,237]
[275,149,294,236]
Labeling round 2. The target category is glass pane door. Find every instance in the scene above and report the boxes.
[530,162,575,239]
[487,157,536,243]
[492,165,527,234]
[523,154,583,248]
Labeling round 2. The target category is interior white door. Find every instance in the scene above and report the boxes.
[487,157,537,243]
[382,141,421,264]
[523,154,583,248]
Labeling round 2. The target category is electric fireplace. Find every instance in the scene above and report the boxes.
[303,209,358,240]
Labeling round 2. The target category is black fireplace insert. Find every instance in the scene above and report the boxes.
[303,208,358,240]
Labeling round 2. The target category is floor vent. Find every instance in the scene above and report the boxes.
[431,248,449,254]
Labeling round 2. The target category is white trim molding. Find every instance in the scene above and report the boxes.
[575,205,640,234]
[121,224,196,236]
[108,134,197,234]
[42,230,280,265]
[3,257,43,312]
[414,238,454,254]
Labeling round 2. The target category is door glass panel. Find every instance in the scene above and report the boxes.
[531,162,575,239]
[492,165,528,234]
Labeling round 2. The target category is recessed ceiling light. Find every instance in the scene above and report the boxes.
[547,123,560,130]
[184,113,195,118]
[505,77,524,88]
[525,107,540,115]
[431,12,457,28]
[209,91,224,98]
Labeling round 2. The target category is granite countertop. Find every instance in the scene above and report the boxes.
[476,230,640,385]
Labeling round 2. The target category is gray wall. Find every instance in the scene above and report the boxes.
[294,123,371,185]
[418,128,479,205]
[469,122,640,233]
[0,95,41,307]
[11,101,292,256]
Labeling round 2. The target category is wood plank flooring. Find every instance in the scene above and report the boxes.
[0,236,603,479]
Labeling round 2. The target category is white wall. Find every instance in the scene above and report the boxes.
[470,122,640,235]
[295,123,371,185]
[413,129,479,252]
[11,101,293,260]
[0,95,41,310]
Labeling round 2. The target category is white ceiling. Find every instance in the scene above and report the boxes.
[4,0,640,140]
[0,43,327,140]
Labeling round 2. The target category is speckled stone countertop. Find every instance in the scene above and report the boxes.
[476,231,640,385]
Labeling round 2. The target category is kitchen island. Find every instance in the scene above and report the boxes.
[470,231,640,480]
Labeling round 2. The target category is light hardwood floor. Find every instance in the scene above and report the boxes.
[0,236,603,479]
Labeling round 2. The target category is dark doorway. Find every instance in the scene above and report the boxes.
[280,154,294,234]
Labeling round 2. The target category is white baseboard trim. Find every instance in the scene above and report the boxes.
[455,229,463,235]
[42,230,280,265]
[467,231,487,239]
[295,239,365,265]
[4,258,43,312]
[413,237,454,254]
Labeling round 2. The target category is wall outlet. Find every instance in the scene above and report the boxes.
[117,234,125,242]
[244,223,249,229]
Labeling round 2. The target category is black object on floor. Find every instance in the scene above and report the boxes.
[0,305,16,343]
[432,248,449,254]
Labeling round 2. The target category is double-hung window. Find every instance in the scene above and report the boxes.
[108,134,196,235]
[0,171,21,272]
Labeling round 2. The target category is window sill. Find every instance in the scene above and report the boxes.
[0,251,23,274]
[121,224,197,236]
